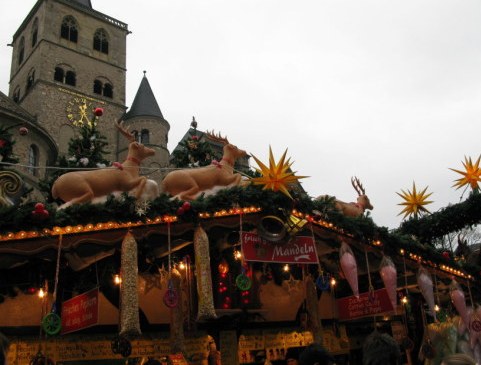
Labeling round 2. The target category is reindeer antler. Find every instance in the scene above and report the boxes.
[351,176,366,196]
[205,129,229,145]
[116,118,135,143]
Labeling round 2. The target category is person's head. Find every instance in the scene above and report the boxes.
[285,347,302,365]
[362,331,400,365]
[0,332,10,365]
[299,343,334,365]
[441,353,476,365]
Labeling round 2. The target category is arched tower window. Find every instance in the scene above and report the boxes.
[141,129,150,144]
[93,80,102,94]
[60,16,78,43]
[65,71,76,86]
[103,83,113,98]
[18,37,25,65]
[132,130,140,142]
[26,69,35,91]
[28,144,39,176]
[54,67,64,82]
[13,87,20,103]
[93,29,109,54]
[93,79,113,98]
[31,18,38,47]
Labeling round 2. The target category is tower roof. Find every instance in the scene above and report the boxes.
[125,72,165,120]
[71,0,92,8]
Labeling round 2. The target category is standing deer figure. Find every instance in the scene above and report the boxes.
[52,119,155,209]
[316,177,373,217]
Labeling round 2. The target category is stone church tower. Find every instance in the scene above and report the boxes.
[6,0,171,186]
[8,0,128,159]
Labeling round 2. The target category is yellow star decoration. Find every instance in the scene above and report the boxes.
[450,155,481,192]
[250,147,307,199]
[397,182,433,219]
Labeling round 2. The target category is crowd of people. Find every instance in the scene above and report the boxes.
[0,330,478,365]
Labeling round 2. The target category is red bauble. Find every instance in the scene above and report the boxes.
[19,127,29,136]
[442,251,450,259]
[94,107,104,117]
[0,139,6,148]
[182,201,191,211]
[191,135,199,141]
[32,203,49,220]
[176,207,185,216]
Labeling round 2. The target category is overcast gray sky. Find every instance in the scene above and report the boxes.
[1,1,481,229]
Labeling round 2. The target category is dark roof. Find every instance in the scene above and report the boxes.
[0,91,35,122]
[71,0,92,8]
[124,74,165,120]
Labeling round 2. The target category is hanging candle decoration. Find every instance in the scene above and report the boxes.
[417,267,436,321]
[119,232,141,336]
[339,241,359,298]
[305,275,322,343]
[169,268,185,354]
[379,256,398,311]
[194,225,217,320]
[218,258,229,275]
[450,279,469,331]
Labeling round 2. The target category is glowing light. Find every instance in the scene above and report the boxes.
[234,250,243,260]
[114,274,122,285]
[434,304,440,312]
[283,264,290,272]
[401,296,408,304]
[179,261,186,270]
[38,288,45,298]
[330,277,337,287]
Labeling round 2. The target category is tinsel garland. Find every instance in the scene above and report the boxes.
[120,232,141,336]
[305,275,322,343]
[194,225,217,320]
[169,268,185,354]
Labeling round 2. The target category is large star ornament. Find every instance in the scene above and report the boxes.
[249,147,307,199]
[397,182,433,219]
[450,155,481,192]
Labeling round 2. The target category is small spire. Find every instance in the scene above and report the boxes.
[191,116,197,129]
[143,70,147,77]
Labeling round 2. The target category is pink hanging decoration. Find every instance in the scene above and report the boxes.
[450,280,469,332]
[379,256,397,311]
[469,306,481,350]
[416,267,436,320]
[339,241,359,298]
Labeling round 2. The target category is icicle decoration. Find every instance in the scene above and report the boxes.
[417,267,436,321]
[339,241,359,298]
[194,225,217,320]
[379,256,397,311]
[120,232,141,336]
[169,268,185,354]
[450,279,469,332]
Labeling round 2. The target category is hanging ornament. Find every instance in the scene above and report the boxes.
[32,203,49,221]
[163,278,179,308]
[379,256,397,311]
[119,232,141,336]
[397,182,433,219]
[42,312,61,336]
[450,155,481,192]
[218,259,229,275]
[94,107,104,117]
[169,268,185,354]
[450,279,469,330]
[194,225,217,320]
[339,241,359,298]
[236,270,252,291]
[19,126,29,136]
[417,267,436,320]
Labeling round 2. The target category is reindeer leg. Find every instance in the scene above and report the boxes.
[60,191,94,209]
[178,186,201,201]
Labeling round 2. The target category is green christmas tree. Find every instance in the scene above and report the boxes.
[40,108,110,199]
[170,128,219,168]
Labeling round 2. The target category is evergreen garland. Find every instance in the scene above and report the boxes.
[170,129,219,167]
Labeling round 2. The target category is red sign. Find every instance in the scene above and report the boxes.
[61,288,99,334]
[336,288,394,321]
[241,232,319,264]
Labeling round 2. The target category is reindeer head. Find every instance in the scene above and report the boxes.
[351,176,373,211]
[116,119,156,162]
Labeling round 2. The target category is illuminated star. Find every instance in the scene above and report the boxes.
[397,182,433,219]
[450,155,481,192]
[249,146,307,199]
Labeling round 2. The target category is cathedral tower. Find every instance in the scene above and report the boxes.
[8,0,129,157]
